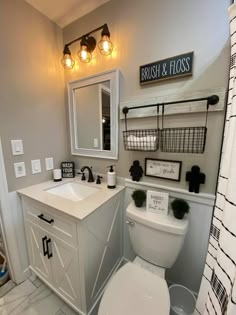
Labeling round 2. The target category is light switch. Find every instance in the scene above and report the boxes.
[94,138,99,148]
[45,157,54,170]
[31,159,41,174]
[11,140,24,155]
[14,162,26,178]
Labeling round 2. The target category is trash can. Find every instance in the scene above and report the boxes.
[0,265,9,286]
[169,284,196,315]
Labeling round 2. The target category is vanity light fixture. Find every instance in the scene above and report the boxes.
[61,24,114,69]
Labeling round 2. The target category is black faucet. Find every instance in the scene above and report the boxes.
[80,166,94,182]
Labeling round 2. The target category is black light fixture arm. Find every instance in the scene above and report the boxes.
[122,95,219,115]
[64,23,107,48]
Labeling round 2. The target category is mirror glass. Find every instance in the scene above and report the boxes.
[68,69,119,159]
[74,81,111,150]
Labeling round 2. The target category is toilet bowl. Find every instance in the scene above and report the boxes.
[98,201,189,315]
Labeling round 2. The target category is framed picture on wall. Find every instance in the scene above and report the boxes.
[145,158,182,182]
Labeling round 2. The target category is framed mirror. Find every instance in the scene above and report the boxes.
[68,69,119,159]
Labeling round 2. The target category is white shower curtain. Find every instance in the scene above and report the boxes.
[194,4,236,315]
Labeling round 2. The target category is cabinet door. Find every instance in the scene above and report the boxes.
[51,236,81,306]
[26,221,52,283]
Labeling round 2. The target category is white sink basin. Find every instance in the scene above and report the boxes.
[46,182,99,202]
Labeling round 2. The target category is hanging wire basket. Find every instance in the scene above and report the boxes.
[123,129,159,151]
[160,126,207,154]
[123,106,159,151]
[159,100,209,154]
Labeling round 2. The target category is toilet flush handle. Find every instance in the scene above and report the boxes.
[126,219,135,226]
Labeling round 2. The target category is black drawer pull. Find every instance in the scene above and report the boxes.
[46,238,53,259]
[42,236,48,256]
[38,214,54,225]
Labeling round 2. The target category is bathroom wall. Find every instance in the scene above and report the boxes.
[0,0,70,283]
[0,0,69,192]
[63,0,231,194]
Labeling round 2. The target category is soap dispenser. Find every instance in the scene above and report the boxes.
[107,165,116,189]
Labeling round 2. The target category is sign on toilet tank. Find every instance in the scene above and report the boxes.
[146,190,169,215]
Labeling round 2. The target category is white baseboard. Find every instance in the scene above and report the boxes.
[23,267,31,280]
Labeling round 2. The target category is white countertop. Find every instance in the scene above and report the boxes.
[18,178,125,220]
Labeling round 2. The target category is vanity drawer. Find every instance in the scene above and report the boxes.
[22,197,78,247]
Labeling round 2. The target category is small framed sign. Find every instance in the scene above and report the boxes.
[145,158,182,182]
[61,162,75,178]
[146,190,169,215]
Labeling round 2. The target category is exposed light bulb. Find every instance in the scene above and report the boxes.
[81,48,88,60]
[103,40,109,52]
[61,53,75,70]
[98,35,114,56]
[65,56,73,67]
[78,45,92,63]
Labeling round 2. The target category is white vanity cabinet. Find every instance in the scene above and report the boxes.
[21,189,124,315]
[26,221,52,283]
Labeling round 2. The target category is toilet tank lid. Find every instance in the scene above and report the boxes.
[127,202,189,235]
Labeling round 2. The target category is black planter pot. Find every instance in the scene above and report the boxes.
[173,209,185,220]
[134,199,144,207]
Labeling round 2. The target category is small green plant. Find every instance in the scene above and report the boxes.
[132,190,146,207]
[171,198,190,220]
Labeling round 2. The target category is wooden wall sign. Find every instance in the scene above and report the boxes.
[145,158,182,182]
[140,52,193,85]
[61,162,75,178]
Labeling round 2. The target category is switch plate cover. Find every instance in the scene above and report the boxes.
[93,138,99,148]
[45,157,54,170]
[14,162,26,178]
[11,140,24,155]
[31,159,41,174]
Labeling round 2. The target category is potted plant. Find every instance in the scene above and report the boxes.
[132,190,146,207]
[171,198,190,219]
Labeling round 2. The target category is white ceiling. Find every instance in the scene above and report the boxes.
[25,0,110,28]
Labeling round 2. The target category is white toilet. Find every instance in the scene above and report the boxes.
[98,201,189,315]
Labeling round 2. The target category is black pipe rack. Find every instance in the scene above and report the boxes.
[122,95,219,154]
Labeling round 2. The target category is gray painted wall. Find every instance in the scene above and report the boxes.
[63,0,230,194]
[0,0,69,192]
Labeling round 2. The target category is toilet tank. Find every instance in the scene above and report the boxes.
[126,202,189,269]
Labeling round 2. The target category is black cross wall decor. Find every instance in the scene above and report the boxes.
[186,165,205,193]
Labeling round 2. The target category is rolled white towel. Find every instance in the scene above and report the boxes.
[126,134,157,150]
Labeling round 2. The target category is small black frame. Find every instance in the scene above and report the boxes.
[145,158,182,182]
[61,162,75,178]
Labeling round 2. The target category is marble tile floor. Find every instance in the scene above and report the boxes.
[0,276,80,315]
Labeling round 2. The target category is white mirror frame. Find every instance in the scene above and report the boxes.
[68,69,119,159]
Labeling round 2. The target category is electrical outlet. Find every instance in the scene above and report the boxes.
[31,159,41,174]
[14,162,26,178]
[45,157,54,170]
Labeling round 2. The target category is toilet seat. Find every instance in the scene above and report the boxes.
[98,262,170,315]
